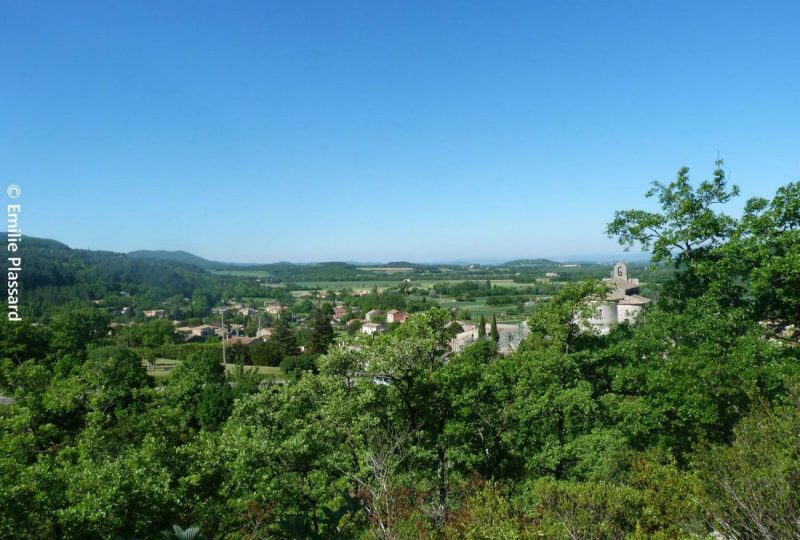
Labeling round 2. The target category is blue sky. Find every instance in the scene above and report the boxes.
[2,1,798,263]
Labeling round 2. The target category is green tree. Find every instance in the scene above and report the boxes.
[728,181,800,332]
[167,350,231,428]
[49,308,110,358]
[0,319,49,366]
[118,318,177,348]
[490,314,499,343]
[521,280,609,355]
[606,160,740,268]
[191,290,211,317]
[606,162,800,332]
[446,321,464,338]
[697,389,800,539]
[273,312,298,358]
[608,299,794,460]
[81,345,152,413]
[478,315,486,339]
[197,379,233,431]
[308,307,335,355]
[280,354,318,379]
[56,435,180,538]
[227,342,249,365]
[249,339,284,366]
[364,308,456,523]
[346,319,361,336]
[438,340,519,481]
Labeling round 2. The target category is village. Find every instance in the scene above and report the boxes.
[133,262,650,368]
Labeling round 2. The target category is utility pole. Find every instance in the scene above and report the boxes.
[221,305,226,366]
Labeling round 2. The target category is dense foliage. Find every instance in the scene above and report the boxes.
[1,165,799,539]
[7,235,264,321]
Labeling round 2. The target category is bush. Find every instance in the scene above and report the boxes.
[346,320,361,336]
[249,340,283,367]
[697,390,800,539]
[279,354,318,379]
[197,380,233,431]
[521,478,643,539]
[445,482,534,539]
[156,343,223,362]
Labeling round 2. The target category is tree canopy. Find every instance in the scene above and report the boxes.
[2,165,799,538]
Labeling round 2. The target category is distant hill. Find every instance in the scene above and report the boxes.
[497,258,561,268]
[128,250,225,270]
[3,234,239,318]
[382,261,438,271]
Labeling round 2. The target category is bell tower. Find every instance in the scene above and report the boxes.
[613,262,628,281]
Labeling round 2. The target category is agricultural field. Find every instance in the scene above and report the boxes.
[208,262,671,330]
[358,266,414,274]
[213,269,274,277]
[289,279,409,290]
[435,297,538,323]
[143,358,285,382]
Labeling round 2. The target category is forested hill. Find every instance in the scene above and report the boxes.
[127,249,225,270]
[498,258,561,267]
[3,234,262,318]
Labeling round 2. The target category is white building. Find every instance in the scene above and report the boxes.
[264,303,285,315]
[360,322,386,335]
[449,321,529,356]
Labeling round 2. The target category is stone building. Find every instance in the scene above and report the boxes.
[449,320,529,355]
[584,262,651,334]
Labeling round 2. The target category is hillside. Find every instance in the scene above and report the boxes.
[497,258,561,267]
[127,249,225,270]
[4,234,262,318]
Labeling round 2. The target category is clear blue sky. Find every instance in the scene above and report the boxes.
[2,1,798,263]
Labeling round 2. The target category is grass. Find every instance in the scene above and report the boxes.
[213,269,273,277]
[214,268,543,291]
[282,278,538,291]
[435,297,535,323]
[290,280,405,289]
[143,358,285,382]
[358,267,415,273]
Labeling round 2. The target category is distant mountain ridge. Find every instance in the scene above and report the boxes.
[2,234,229,317]
[127,250,226,270]
[10,234,641,269]
[497,258,561,267]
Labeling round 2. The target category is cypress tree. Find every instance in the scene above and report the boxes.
[490,314,500,343]
[478,315,486,338]
[308,306,335,354]
[273,312,297,357]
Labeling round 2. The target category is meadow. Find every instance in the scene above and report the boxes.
[144,358,285,382]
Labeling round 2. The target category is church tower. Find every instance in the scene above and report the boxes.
[612,262,628,281]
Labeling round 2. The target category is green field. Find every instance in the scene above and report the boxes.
[144,358,285,382]
[213,268,555,323]
[435,297,537,323]
[215,269,546,292]
[213,269,274,277]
